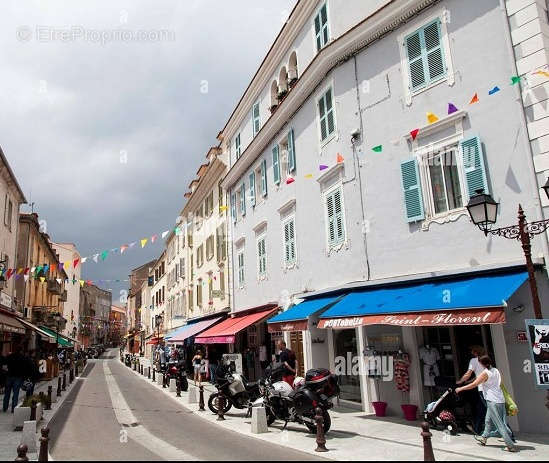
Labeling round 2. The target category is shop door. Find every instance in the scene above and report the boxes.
[290,331,304,377]
[333,329,362,404]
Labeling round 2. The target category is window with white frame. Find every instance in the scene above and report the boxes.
[252,102,260,137]
[216,224,226,262]
[257,236,267,277]
[197,281,202,307]
[283,217,296,266]
[400,135,489,223]
[314,3,329,52]
[197,245,204,268]
[324,185,346,247]
[318,87,335,142]
[219,266,225,300]
[237,251,245,287]
[206,235,214,261]
[399,12,454,105]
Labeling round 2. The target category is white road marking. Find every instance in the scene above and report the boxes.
[103,360,197,461]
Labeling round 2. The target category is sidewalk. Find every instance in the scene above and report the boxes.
[129,361,549,461]
[0,366,84,461]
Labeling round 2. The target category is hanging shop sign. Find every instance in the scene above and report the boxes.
[318,308,506,329]
[0,291,12,310]
[525,319,549,390]
[268,320,308,333]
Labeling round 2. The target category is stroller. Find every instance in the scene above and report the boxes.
[424,377,474,435]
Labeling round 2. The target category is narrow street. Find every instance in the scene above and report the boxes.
[47,350,321,461]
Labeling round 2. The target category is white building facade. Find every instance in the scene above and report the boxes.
[219,0,549,432]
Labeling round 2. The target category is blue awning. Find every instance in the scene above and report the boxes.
[268,295,344,331]
[318,271,528,328]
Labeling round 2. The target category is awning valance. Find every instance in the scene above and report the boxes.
[318,271,528,329]
[267,295,343,332]
[195,308,277,344]
[0,312,25,335]
[146,336,164,345]
[167,317,223,343]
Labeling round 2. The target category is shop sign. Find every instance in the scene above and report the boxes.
[525,319,549,390]
[0,291,12,309]
[318,308,506,329]
[222,353,242,375]
[267,320,308,333]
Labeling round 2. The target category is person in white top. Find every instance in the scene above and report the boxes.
[456,345,487,434]
[456,355,517,453]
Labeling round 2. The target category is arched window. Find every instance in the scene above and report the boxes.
[288,52,298,87]
[270,80,279,112]
[278,67,288,99]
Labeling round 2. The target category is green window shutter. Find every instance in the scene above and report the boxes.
[400,158,425,222]
[231,192,236,222]
[460,136,489,200]
[424,20,445,82]
[287,129,296,173]
[240,183,246,216]
[405,30,426,91]
[272,145,280,184]
[326,192,336,245]
[284,222,290,263]
[333,188,344,243]
[319,94,328,140]
[261,159,267,197]
[314,4,329,52]
[253,103,260,136]
[249,172,256,206]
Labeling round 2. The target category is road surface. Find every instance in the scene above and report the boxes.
[48,349,322,461]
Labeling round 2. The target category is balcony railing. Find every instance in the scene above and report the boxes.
[47,279,62,295]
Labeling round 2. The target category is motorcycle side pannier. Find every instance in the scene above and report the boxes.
[305,368,339,398]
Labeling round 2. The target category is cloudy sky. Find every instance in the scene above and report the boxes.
[0,0,296,304]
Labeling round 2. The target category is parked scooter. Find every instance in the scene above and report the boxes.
[208,364,261,415]
[254,366,339,434]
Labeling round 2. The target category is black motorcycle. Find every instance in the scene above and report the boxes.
[257,367,339,434]
[208,364,260,415]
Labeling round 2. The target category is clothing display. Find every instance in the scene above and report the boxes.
[394,353,411,392]
[419,345,440,387]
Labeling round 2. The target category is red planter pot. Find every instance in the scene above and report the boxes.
[401,404,418,421]
[372,401,387,417]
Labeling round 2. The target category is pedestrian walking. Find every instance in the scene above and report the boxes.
[22,351,41,398]
[456,355,518,453]
[192,349,203,386]
[207,348,219,385]
[2,345,26,413]
[456,345,487,434]
[277,341,297,387]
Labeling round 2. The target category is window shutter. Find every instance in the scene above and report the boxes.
[261,159,267,197]
[284,222,290,263]
[249,172,256,206]
[287,129,296,173]
[333,189,344,243]
[240,183,246,216]
[231,192,236,223]
[272,145,280,184]
[460,136,489,200]
[319,95,327,141]
[326,89,334,135]
[405,31,426,91]
[424,20,445,82]
[326,193,336,245]
[400,158,425,222]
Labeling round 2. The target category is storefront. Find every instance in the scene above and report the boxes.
[0,310,26,355]
[195,305,278,381]
[311,267,549,433]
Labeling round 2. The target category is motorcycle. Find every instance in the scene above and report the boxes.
[166,360,189,392]
[255,366,339,434]
[208,364,261,415]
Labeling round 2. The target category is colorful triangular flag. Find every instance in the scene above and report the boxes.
[488,86,500,95]
[93,254,99,263]
[336,153,344,163]
[319,164,329,171]
[151,235,158,243]
[101,251,109,261]
[24,275,29,282]
[410,129,419,141]
[372,145,382,153]
[120,245,129,254]
[469,93,479,104]
[448,103,458,114]
[304,174,313,179]
[427,112,439,124]
[141,238,148,248]
[161,231,169,239]
[73,258,80,268]
[79,280,85,287]
[511,76,521,85]
[286,176,295,184]
[40,277,45,283]
[81,257,87,264]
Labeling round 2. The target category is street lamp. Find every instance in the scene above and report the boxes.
[466,188,546,320]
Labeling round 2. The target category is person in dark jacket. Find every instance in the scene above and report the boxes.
[3,346,26,413]
[24,351,41,398]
